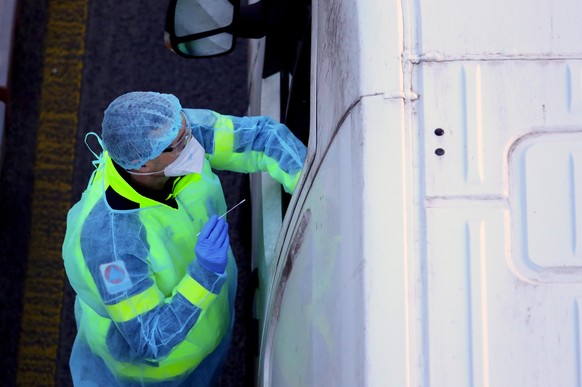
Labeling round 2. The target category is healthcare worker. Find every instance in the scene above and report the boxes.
[62,91,306,386]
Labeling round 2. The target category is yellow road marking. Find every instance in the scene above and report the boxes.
[16,0,88,385]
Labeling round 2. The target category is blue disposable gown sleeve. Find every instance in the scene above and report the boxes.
[81,210,226,362]
[183,108,307,193]
[103,260,225,363]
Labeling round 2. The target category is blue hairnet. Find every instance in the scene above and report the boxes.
[101,91,183,170]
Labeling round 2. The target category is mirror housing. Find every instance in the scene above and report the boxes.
[165,0,268,58]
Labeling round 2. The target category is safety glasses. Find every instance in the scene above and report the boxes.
[162,112,192,153]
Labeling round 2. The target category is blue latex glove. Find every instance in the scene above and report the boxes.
[195,215,230,273]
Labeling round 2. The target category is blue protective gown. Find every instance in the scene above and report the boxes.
[62,110,306,386]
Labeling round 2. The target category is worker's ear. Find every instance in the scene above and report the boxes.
[128,163,150,173]
[138,161,155,172]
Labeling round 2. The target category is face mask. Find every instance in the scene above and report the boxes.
[162,136,205,176]
[126,136,205,177]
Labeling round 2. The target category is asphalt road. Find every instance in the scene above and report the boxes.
[0,0,254,386]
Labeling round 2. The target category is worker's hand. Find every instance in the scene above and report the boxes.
[195,215,229,273]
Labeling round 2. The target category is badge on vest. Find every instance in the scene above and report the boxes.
[99,260,133,294]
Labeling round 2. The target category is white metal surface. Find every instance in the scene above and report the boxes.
[511,132,582,275]
[266,111,366,386]
[415,0,582,384]
[259,0,409,384]
[251,0,582,385]
[415,0,582,58]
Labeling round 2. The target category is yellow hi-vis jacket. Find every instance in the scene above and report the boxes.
[62,110,306,386]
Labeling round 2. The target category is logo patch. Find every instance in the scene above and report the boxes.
[99,261,133,294]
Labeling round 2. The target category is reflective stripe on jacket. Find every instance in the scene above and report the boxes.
[63,110,305,384]
[63,154,235,383]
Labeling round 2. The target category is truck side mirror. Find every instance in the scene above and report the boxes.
[164,0,238,58]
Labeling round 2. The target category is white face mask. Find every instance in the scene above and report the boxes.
[162,136,205,176]
[127,136,205,177]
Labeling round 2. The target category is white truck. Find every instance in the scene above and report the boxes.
[166,0,582,385]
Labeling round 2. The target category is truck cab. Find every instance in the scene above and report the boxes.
[166,0,582,385]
